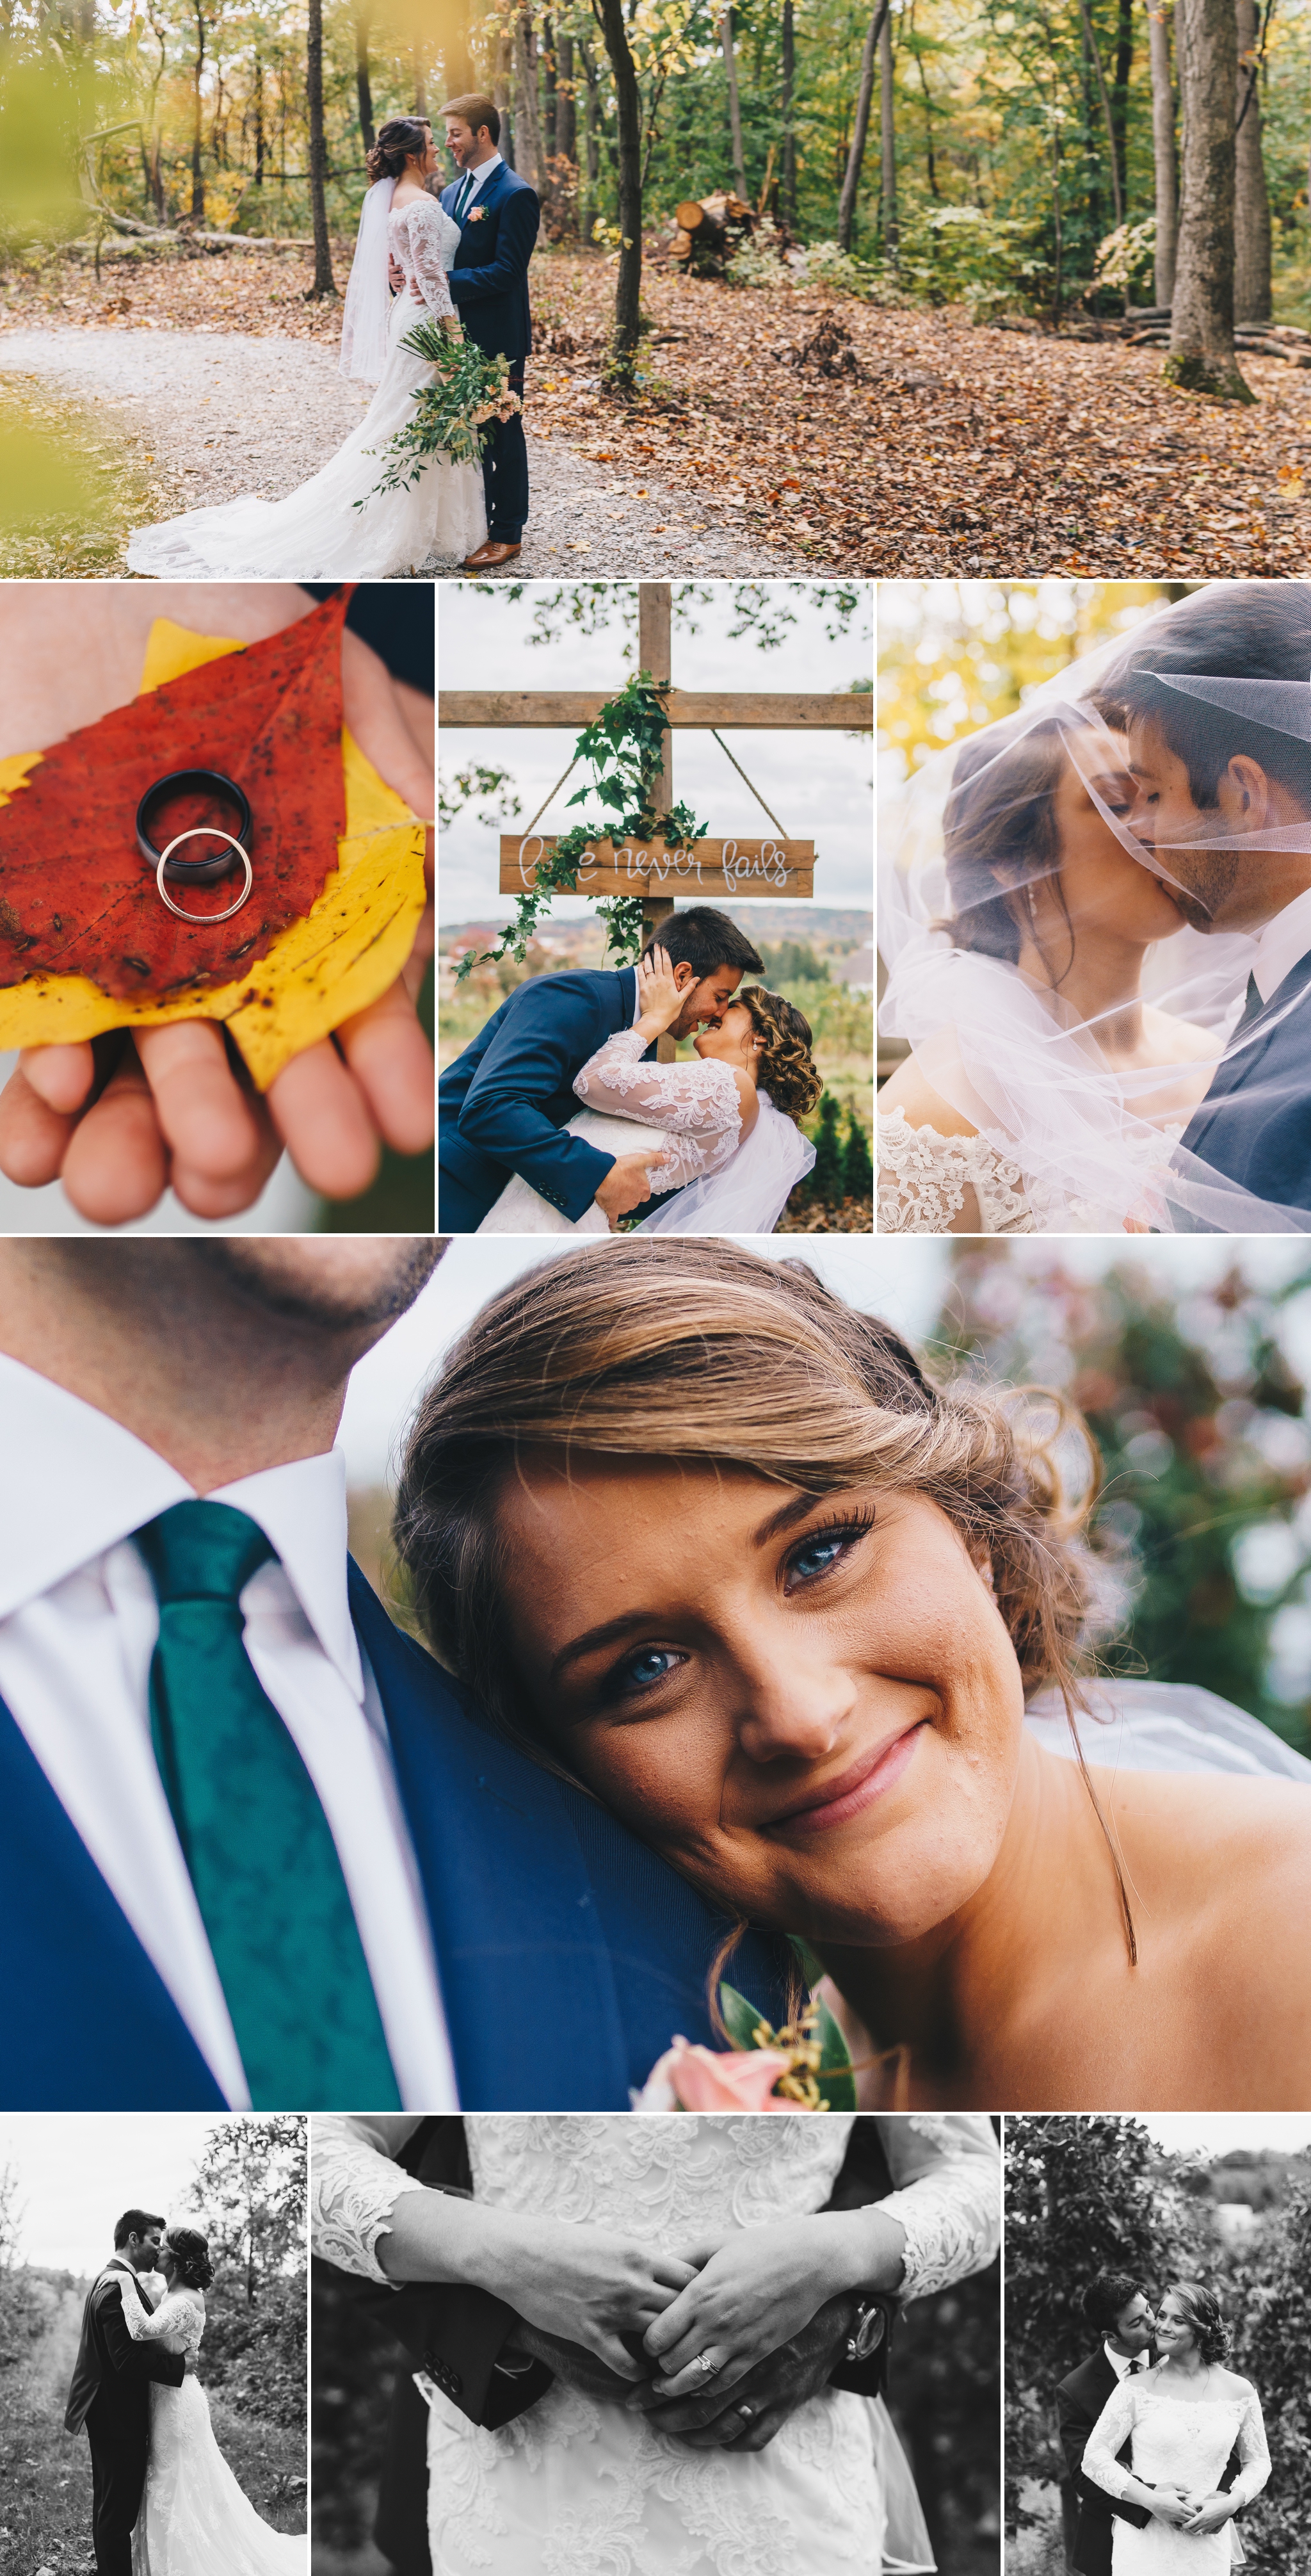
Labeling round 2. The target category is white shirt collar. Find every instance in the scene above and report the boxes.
[1251,884,1311,1003]
[1104,2342,1140,2380]
[460,151,503,202]
[0,1352,362,1699]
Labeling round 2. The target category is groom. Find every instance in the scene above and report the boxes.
[0,1238,796,2110]
[438,905,764,1230]
[1055,2273,1157,2575]
[1109,581,1311,1220]
[65,2209,192,2576]
[438,95,539,572]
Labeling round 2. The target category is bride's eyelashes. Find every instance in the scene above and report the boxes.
[599,1643,691,1708]
[782,1511,877,1595]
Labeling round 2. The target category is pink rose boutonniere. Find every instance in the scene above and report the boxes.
[467,206,490,223]
[634,1979,857,2114]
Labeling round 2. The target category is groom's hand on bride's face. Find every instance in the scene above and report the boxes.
[624,2294,857,2452]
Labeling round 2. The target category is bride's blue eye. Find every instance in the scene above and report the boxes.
[787,1518,874,1589]
[616,1646,682,1694]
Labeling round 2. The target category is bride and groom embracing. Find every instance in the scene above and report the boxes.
[1057,2273,1269,2572]
[438,905,821,1232]
[65,2207,304,2576]
[127,97,534,581]
[879,580,1311,1235]
[312,2109,999,2575]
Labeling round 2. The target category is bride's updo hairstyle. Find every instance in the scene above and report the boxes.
[367,117,430,182]
[941,715,1075,974]
[1166,2283,1231,2365]
[737,987,823,1121]
[166,2226,214,2291]
[396,1238,1103,1756]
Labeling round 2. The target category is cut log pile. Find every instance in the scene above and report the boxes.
[1114,307,1311,366]
[671,191,757,275]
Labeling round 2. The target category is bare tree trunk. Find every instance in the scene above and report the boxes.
[494,28,515,166]
[721,7,748,197]
[542,12,557,218]
[190,0,205,222]
[879,7,897,266]
[412,48,428,114]
[595,0,643,373]
[556,29,576,160]
[1074,0,1123,225]
[353,5,374,153]
[1234,0,1271,320]
[1148,1,1178,303]
[577,31,600,236]
[1167,0,1251,398]
[305,0,337,296]
[513,12,545,193]
[1112,0,1133,217]
[444,0,476,99]
[782,0,796,225]
[837,0,887,250]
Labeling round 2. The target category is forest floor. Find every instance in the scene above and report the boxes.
[10,235,1301,575]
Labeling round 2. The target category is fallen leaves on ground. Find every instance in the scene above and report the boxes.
[529,252,1311,577]
[777,1194,873,1232]
[0,242,351,346]
[0,379,173,576]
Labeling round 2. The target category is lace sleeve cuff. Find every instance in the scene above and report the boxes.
[310,2114,433,2286]
[873,2114,1001,2301]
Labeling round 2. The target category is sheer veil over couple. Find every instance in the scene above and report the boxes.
[438,906,821,1233]
[65,2208,304,2576]
[879,581,1311,1235]
[126,96,532,580]
[313,2109,999,2576]
[1058,2272,1270,2572]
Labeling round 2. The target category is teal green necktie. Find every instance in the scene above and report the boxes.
[136,1500,401,2110]
[454,170,474,220]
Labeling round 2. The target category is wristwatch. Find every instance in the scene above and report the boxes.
[844,2301,889,2365]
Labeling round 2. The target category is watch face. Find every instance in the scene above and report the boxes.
[853,2305,887,2360]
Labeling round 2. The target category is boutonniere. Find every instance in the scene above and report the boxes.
[467,206,490,223]
[632,1977,858,2113]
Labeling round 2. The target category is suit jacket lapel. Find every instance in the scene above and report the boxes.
[348,1564,631,2109]
[1183,946,1311,1160]
[615,964,636,1030]
[0,1692,225,2108]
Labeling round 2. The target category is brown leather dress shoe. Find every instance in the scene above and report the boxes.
[461,539,523,571]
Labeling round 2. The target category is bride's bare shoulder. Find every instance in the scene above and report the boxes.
[877,1052,980,1140]
[1139,1003,1225,1065]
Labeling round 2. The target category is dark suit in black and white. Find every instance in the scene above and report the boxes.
[65,2261,186,2576]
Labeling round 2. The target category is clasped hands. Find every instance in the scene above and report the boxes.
[1148,2487,1235,2534]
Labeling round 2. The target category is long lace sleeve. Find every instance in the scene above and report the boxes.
[1082,2380,1139,2499]
[311,2113,432,2285]
[1230,2384,1271,2506]
[404,198,457,320]
[873,2116,1001,2300]
[574,1029,743,1195]
[117,2280,204,2361]
[877,1108,1033,1235]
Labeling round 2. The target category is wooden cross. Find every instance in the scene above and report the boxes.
[440,581,873,1056]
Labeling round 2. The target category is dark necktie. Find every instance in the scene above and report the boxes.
[454,172,474,222]
[1235,971,1266,1035]
[136,1499,401,2110]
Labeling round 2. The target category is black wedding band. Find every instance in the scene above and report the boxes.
[136,770,252,884]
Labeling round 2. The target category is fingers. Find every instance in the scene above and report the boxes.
[266,1041,382,1201]
[651,2256,700,2295]
[0,1059,83,1188]
[643,2291,700,2361]
[335,978,435,1156]
[19,1041,97,1115]
[585,2335,648,2383]
[133,1024,274,1209]
[60,1049,170,1224]
[653,2345,755,2405]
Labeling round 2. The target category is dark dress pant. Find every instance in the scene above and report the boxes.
[481,364,528,537]
[88,2427,148,2576]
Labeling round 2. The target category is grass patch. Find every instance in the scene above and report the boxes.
[207,2392,307,2534]
[0,377,168,576]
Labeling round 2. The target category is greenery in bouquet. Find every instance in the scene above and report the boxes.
[358,319,520,504]
[455,668,706,980]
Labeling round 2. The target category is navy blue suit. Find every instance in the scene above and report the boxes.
[439,964,639,1230]
[0,1559,792,2110]
[440,159,538,538]
[1175,951,1311,1225]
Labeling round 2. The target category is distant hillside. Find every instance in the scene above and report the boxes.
[440,905,871,956]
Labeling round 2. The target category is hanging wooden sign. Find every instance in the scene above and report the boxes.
[498,834,816,900]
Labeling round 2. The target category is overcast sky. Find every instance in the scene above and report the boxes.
[437,583,873,920]
[1142,2116,1311,2159]
[0,2116,227,2274]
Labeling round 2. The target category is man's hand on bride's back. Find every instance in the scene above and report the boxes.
[486,2217,697,2383]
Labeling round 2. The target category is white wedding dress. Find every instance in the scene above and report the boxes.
[477,1028,816,1235]
[117,2272,307,2575]
[1082,2367,1270,2570]
[125,198,487,579]
[312,2109,1000,2576]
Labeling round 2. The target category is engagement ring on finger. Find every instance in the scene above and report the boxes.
[690,2353,720,2381]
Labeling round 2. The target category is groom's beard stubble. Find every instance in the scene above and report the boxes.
[1155,845,1243,934]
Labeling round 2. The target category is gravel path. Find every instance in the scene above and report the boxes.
[0,324,794,578]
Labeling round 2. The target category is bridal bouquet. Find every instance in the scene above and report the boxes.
[634,1979,857,2114]
[358,319,522,503]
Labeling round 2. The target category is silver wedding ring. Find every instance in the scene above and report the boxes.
[737,2402,755,2421]
[156,830,253,924]
[690,2352,720,2381]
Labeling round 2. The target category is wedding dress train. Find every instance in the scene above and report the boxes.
[313,2109,1001,2576]
[117,2274,306,2575]
[477,1028,816,1235]
[1082,2369,1270,2570]
[125,197,487,579]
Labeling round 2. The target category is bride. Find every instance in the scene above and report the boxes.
[125,118,487,581]
[312,2109,999,2576]
[1083,2283,1269,2566]
[478,948,820,1232]
[393,1236,1311,2111]
[117,2224,306,2573]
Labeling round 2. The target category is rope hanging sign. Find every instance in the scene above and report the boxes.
[499,832,816,899]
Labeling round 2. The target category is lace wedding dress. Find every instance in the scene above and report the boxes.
[1082,2369,1270,2570]
[312,2109,1000,2576]
[117,2274,307,2575]
[478,1029,816,1235]
[125,198,487,579]
[876,1103,1189,1234]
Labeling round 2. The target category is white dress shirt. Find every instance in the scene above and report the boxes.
[1103,2341,1144,2381]
[453,150,503,216]
[0,1354,458,2112]
[1251,883,1311,1003]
